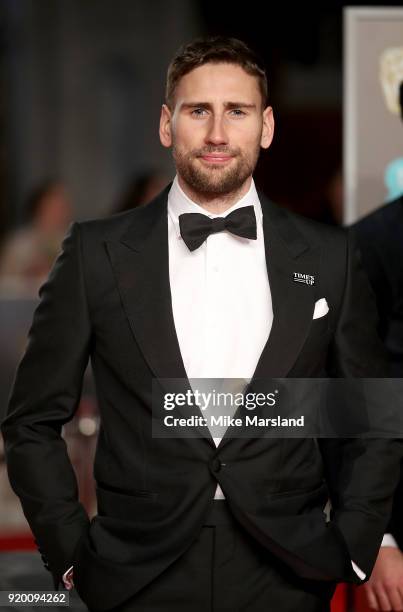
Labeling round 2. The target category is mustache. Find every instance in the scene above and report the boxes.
[193,146,239,157]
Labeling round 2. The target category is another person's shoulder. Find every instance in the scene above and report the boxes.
[353,195,403,235]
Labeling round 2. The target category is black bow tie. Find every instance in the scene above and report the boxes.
[178,205,257,252]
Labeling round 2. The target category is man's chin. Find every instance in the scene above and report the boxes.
[191,176,235,195]
[192,162,238,187]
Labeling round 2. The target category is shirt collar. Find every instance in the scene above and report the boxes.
[167,174,263,239]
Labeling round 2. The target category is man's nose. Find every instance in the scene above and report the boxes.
[205,116,228,145]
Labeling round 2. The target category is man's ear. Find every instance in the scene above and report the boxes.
[159,104,173,148]
[260,106,274,150]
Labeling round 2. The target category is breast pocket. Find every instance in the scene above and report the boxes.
[293,312,333,374]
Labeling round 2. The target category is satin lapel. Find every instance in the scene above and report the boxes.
[252,196,319,380]
[218,194,319,450]
[105,186,214,446]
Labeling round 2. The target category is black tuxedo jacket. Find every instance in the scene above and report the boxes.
[352,196,403,550]
[1,183,402,611]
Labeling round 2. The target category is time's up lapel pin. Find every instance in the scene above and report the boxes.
[293,272,315,286]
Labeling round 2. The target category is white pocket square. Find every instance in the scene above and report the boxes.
[313,298,329,319]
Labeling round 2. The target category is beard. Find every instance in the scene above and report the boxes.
[172,141,261,198]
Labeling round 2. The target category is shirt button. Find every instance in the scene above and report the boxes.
[210,458,222,473]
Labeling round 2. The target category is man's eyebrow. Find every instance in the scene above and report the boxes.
[180,101,257,110]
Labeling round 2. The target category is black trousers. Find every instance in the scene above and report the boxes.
[96,501,335,612]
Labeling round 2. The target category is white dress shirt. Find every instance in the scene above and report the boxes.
[168,174,272,500]
[168,174,272,381]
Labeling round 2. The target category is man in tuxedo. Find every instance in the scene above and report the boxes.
[352,196,403,611]
[1,36,402,612]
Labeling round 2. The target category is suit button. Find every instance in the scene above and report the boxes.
[210,458,222,473]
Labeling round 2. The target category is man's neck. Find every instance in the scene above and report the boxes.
[177,175,253,214]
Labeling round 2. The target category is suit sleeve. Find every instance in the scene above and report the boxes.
[0,221,92,589]
[352,219,391,343]
[319,228,403,582]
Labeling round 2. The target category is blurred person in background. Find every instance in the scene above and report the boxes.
[352,193,403,612]
[112,170,170,214]
[0,180,72,296]
[351,77,403,612]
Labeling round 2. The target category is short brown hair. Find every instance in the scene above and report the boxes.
[165,35,268,110]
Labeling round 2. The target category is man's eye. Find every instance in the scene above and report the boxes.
[190,108,245,117]
[191,108,207,116]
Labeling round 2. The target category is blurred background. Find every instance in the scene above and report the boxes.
[0,1,402,610]
[0,0,352,234]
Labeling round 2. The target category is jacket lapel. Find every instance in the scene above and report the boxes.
[218,193,319,449]
[252,193,319,380]
[105,184,215,445]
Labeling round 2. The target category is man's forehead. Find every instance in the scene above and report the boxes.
[175,63,260,104]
